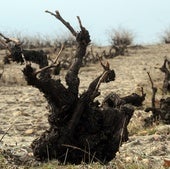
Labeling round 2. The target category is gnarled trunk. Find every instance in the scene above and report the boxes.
[22,10,139,164]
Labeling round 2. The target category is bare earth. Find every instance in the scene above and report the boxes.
[0,44,170,168]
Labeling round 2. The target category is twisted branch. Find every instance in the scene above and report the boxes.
[34,44,64,76]
[147,72,157,109]
[45,10,77,37]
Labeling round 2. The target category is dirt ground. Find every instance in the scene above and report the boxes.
[0,44,170,168]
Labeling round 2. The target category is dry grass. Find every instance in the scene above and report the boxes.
[160,27,170,44]
[109,27,134,46]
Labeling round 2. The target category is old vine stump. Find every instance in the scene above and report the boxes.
[22,10,145,164]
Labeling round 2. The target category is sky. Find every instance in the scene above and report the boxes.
[1,0,170,45]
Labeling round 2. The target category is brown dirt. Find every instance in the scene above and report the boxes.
[0,44,170,168]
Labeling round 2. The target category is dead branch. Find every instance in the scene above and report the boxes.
[160,58,170,94]
[0,33,21,45]
[0,34,12,51]
[144,72,161,126]
[87,61,115,101]
[0,38,8,49]
[77,16,83,30]
[147,72,157,108]
[90,71,110,100]
[53,44,65,63]
[96,50,111,72]
[141,87,144,96]
[0,33,49,76]
[34,44,64,76]
[0,122,15,142]
[45,10,77,37]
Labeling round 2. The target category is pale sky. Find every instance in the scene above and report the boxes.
[1,0,170,45]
